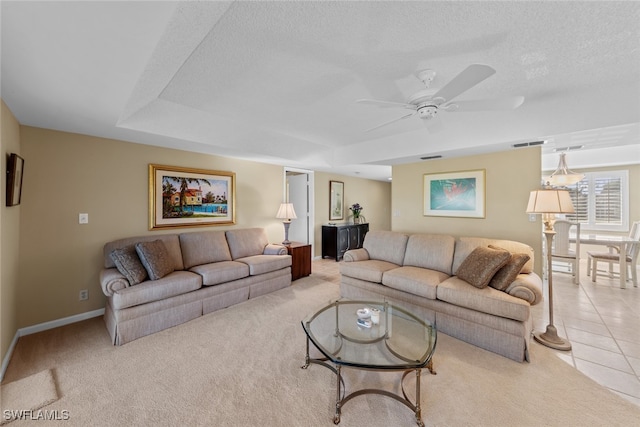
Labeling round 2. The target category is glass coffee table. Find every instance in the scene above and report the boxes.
[301,300,437,426]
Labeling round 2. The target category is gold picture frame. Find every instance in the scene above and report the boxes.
[423,169,486,218]
[149,164,236,230]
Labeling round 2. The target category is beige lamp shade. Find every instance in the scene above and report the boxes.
[526,188,575,214]
[276,203,297,220]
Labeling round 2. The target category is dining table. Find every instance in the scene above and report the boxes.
[571,233,636,289]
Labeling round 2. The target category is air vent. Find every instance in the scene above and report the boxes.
[554,145,584,152]
[420,155,442,160]
[513,140,546,148]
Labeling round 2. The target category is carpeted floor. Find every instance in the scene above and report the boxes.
[0,369,59,425]
[3,276,639,426]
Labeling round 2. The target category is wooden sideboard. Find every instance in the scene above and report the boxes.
[321,223,369,261]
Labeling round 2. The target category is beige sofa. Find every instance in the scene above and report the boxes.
[100,228,291,345]
[339,231,543,362]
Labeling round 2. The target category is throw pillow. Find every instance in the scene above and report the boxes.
[456,246,511,289]
[135,240,175,280]
[488,245,531,291]
[110,245,148,285]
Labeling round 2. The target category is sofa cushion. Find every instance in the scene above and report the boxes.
[456,246,511,289]
[104,234,184,271]
[110,245,148,285]
[362,231,409,265]
[437,276,531,322]
[382,266,449,300]
[452,237,535,275]
[488,247,531,291]
[111,271,202,310]
[179,231,232,269]
[190,261,249,286]
[225,228,269,260]
[403,234,455,275]
[236,254,292,276]
[135,240,176,280]
[340,259,400,283]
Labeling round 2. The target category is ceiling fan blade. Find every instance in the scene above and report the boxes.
[365,112,416,132]
[356,99,416,109]
[444,96,525,112]
[432,64,496,103]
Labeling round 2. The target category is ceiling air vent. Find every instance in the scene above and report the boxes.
[554,145,584,152]
[420,155,442,160]
[513,140,546,148]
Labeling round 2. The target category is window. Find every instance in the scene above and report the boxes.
[564,170,629,232]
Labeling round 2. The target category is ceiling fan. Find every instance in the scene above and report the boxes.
[356,64,524,132]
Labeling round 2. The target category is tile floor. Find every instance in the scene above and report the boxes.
[310,257,640,407]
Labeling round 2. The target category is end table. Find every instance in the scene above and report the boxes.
[285,242,311,280]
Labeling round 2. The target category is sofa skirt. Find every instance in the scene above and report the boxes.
[105,267,292,345]
[340,277,532,362]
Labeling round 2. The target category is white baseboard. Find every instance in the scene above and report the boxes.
[1,308,104,382]
[1,332,20,383]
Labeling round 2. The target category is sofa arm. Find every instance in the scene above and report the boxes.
[505,273,543,305]
[263,244,287,255]
[100,268,129,296]
[343,248,370,262]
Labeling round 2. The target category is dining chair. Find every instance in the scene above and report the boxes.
[588,221,640,287]
[551,220,580,285]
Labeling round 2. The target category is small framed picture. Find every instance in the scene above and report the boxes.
[329,180,344,220]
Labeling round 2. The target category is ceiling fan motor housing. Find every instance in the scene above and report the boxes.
[417,105,438,119]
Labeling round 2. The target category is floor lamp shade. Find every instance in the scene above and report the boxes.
[276,203,297,245]
[526,188,575,215]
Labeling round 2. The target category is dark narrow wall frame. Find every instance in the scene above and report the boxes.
[6,153,24,206]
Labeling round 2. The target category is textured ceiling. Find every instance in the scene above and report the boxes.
[2,1,639,180]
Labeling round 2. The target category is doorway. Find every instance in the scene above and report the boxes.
[284,167,314,246]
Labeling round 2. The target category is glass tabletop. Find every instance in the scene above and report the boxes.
[302,300,436,370]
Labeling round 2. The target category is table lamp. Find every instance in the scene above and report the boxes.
[276,203,297,245]
[526,187,575,350]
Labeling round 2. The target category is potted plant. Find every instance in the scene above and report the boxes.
[349,203,364,224]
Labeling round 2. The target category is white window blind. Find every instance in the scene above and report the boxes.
[564,170,629,232]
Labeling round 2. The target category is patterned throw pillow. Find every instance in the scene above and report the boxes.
[110,245,148,285]
[456,246,511,289]
[488,245,531,291]
[135,240,175,280]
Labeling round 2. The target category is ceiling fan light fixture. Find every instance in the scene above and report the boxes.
[417,105,438,119]
[548,153,585,186]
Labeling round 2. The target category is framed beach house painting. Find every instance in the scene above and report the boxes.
[423,169,485,218]
[149,164,236,229]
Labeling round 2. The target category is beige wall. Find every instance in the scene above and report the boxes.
[1,101,22,361]
[313,172,391,257]
[17,126,287,329]
[391,147,544,274]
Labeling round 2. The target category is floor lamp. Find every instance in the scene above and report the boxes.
[276,203,297,245]
[526,187,575,351]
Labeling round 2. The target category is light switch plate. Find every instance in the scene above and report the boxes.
[79,213,89,224]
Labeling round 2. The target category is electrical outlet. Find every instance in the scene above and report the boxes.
[79,290,89,301]
[79,213,89,224]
